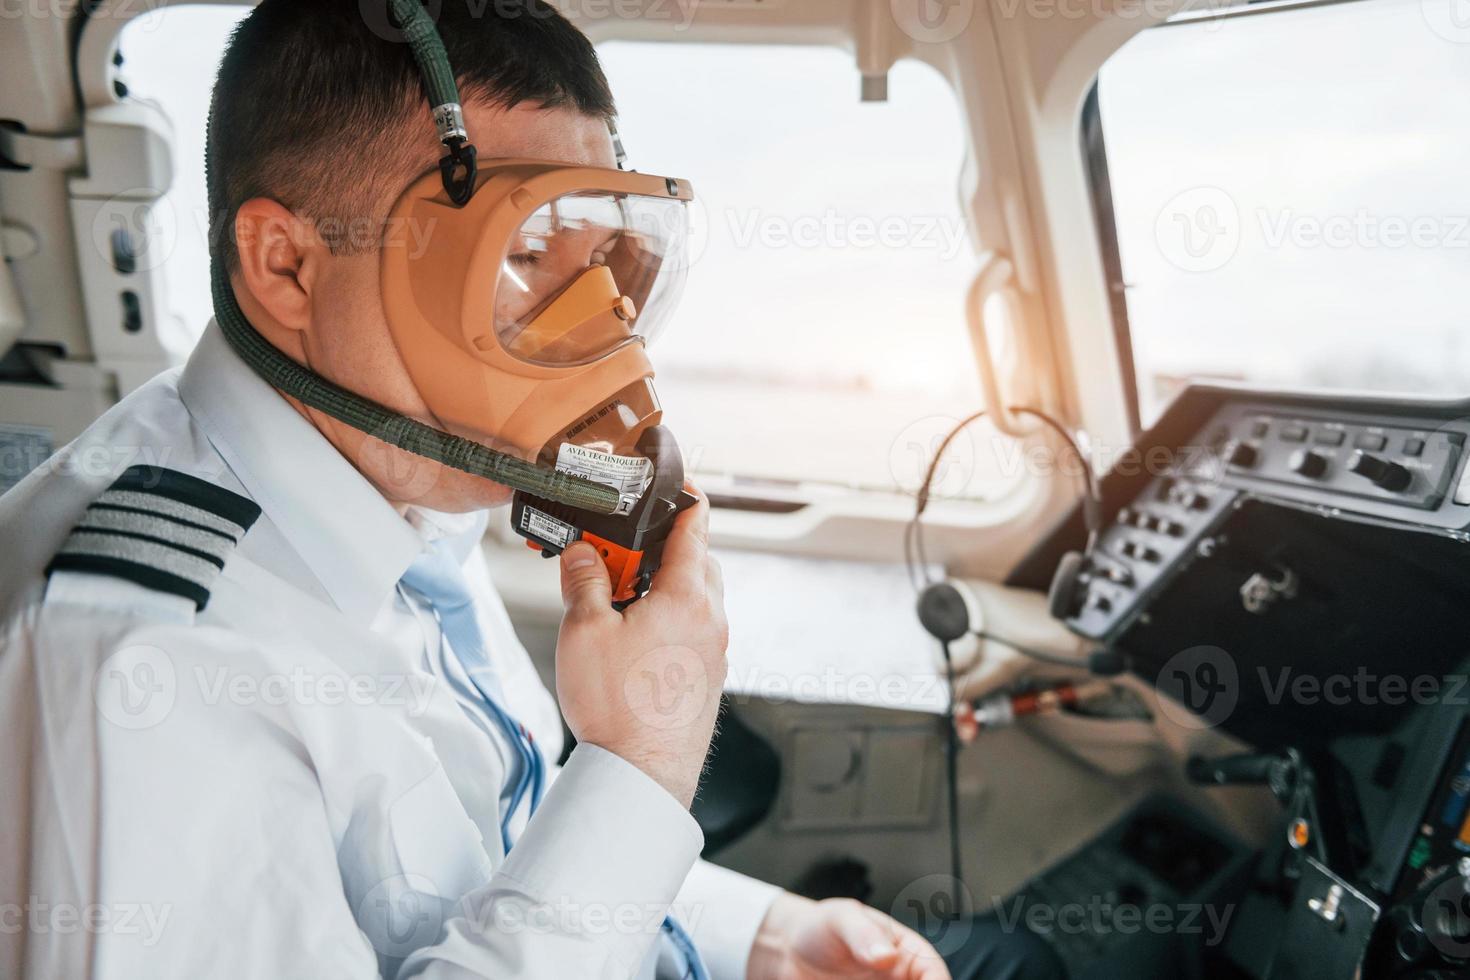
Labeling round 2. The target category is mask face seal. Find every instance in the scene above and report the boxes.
[381,161,693,465]
[380,161,699,604]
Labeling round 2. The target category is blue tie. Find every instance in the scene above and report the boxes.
[398,540,709,980]
[401,542,544,853]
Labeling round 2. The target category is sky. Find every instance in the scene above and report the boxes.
[1101,0,1470,422]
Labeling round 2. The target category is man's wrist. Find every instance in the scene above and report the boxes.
[588,740,701,809]
[746,892,815,980]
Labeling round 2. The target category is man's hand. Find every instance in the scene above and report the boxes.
[555,489,728,808]
[748,894,951,980]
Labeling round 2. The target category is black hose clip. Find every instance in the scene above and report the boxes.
[439,137,477,207]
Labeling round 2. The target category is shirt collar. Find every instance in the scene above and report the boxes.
[177,321,425,619]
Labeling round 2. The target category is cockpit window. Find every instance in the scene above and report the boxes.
[1097,0,1470,425]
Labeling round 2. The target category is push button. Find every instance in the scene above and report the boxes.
[1281,425,1308,443]
[1355,433,1387,451]
[1404,438,1425,457]
[1224,440,1259,469]
[1315,429,1346,447]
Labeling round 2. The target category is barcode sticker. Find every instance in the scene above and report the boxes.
[521,506,578,550]
[555,443,652,516]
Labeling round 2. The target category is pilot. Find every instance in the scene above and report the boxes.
[0,2,1063,978]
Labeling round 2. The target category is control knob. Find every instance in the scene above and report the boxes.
[1348,451,1412,492]
[1289,449,1329,479]
[1223,440,1259,469]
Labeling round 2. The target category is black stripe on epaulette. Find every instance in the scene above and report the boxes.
[44,466,261,611]
[112,465,262,530]
[47,553,212,610]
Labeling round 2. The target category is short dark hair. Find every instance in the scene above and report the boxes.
[207,0,616,271]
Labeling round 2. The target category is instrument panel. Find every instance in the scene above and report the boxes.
[1054,390,1470,643]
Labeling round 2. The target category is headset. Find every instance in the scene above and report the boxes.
[905,405,1127,676]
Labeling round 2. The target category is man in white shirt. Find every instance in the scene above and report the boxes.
[0,2,1062,978]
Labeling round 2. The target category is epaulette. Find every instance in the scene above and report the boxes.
[45,465,261,610]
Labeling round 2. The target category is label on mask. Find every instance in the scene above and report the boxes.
[521,506,579,550]
[555,444,652,516]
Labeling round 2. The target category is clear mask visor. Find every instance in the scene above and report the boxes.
[493,191,690,367]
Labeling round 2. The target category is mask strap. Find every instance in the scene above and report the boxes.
[388,0,478,205]
[199,3,622,515]
[609,118,629,171]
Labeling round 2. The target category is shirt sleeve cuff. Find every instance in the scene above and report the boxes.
[675,859,783,980]
[496,742,705,918]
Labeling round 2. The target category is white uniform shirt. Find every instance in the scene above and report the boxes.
[0,322,778,979]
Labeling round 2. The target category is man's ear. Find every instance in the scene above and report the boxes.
[232,198,322,332]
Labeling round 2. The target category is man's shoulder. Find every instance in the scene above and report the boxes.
[0,370,258,625]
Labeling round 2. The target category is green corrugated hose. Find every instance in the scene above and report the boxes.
[202,1,622,515]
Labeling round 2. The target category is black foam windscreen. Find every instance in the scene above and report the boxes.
[916,581,973,643]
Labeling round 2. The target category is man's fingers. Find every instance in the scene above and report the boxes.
[832,902,901,970]
[889,921,952,980]
[559,542,613,621]
[648,488,710,600]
